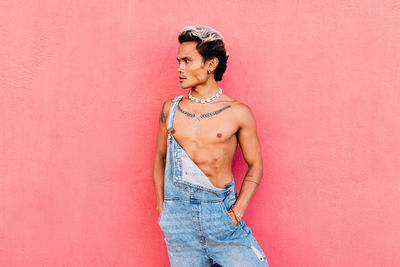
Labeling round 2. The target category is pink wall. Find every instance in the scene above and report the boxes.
[1,1,399,266]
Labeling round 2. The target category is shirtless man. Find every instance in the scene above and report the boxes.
[153,25,269,266]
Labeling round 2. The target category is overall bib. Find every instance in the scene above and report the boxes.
[158,94,269,267]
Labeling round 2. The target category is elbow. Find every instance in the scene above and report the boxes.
[248,161,263,175]
[154,152,166,165]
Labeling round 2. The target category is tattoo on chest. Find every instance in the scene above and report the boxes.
[177,104,231,120]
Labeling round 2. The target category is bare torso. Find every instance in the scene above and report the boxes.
[167,94,241,189]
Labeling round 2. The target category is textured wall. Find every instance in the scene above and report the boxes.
[0,1,399,266]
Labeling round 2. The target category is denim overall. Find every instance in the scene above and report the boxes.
[158,94,269,267]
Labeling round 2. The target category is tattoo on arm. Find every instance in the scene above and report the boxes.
[243,172,259,185]
[159,102,166,123]
[243,179,259,185]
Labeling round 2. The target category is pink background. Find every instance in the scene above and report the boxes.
[1,1,399,266]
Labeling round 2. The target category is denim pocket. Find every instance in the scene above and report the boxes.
[220,202,238,229]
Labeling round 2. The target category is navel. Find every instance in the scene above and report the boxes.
[171,129,175,134]
[217,133,222,138]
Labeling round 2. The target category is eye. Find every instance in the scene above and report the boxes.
[177,59,190,64]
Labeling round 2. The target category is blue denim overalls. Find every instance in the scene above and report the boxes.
[158,94,269,267]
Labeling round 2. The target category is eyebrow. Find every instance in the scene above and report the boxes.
[177,57,192,61]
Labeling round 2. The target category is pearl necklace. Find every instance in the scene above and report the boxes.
[188,88,222,104]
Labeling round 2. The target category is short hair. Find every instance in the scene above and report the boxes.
[178,25,229,81]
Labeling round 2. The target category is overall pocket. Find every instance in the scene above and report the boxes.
[220,202,239,229]
[220,190,239,229]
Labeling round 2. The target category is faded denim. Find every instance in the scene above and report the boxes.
[158,94,269,267]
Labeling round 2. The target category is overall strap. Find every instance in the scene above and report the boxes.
[167,94,184,130]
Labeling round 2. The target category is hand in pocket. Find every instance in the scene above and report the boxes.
[227,209,239,226]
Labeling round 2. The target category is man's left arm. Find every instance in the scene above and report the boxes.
[230,104,263,221]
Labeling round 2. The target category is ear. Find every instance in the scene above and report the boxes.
[210,57,219,72]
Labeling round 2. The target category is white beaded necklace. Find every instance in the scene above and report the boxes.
[188,87,222,104]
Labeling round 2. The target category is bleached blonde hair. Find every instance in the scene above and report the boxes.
[179,25,225,46]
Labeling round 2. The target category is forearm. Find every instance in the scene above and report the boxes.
[232,164,263,217]
[153,155,165,208]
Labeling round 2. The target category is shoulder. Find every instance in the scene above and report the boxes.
[162,98,173,113]
[235,102,256,129]
[228,100,256,130]
[233,101,253,115]
[219,94,255,128]
[159,94,186,119]
[161,94,184,113]
[222,95,254,118]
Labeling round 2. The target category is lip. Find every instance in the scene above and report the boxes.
[179,77,186,82]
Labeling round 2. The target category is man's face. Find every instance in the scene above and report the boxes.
[177,41,209,89]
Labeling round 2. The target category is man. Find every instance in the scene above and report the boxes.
[153,25,269,266]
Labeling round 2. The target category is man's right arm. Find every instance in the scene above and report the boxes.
[153,99,172,215]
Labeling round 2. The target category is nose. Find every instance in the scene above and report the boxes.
[177,62,184,73]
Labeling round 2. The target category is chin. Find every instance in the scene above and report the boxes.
[180,84,191,89]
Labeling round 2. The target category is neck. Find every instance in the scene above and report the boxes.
[190,80,219,99]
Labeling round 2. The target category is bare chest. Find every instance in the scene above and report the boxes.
[169,104,239,149]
